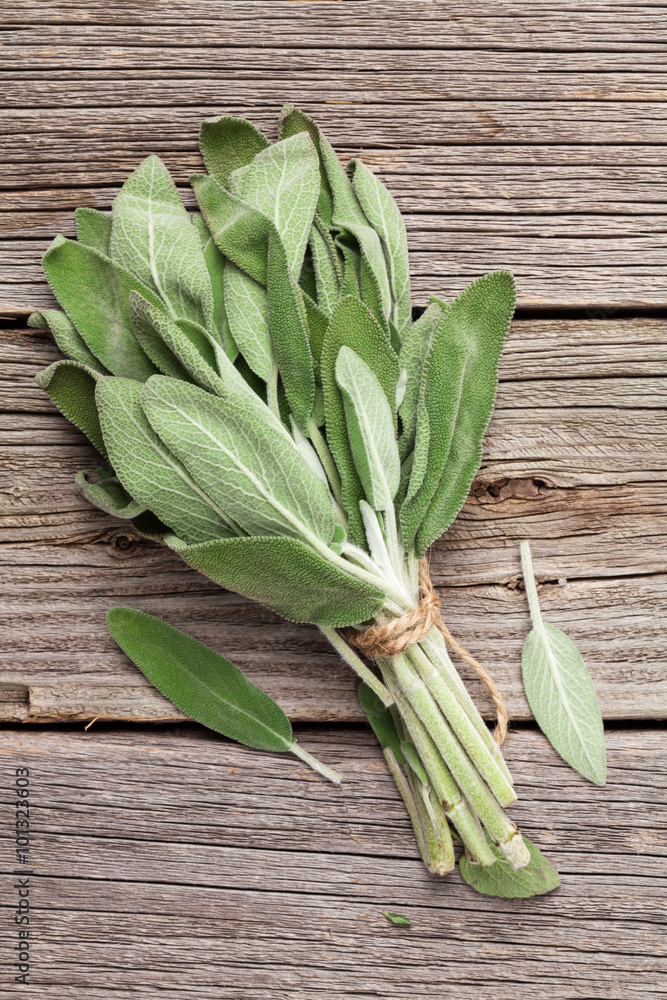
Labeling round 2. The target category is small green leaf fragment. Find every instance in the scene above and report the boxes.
[459,834,560,898]
[383,912,411,927]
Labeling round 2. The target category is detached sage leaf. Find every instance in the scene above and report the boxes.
[383,913,411,927]
[107,607,340,782]
[167,535,384,628]
[28,308,109,374]
[96,377,238,543]
[36,359,108,458]
[520,541,607,786]
[75,207,112,255]
[459,834,560,898]
[142,376,334,544]
[335,346,400,511]
[42,237,161,381]
[111,155,215,330]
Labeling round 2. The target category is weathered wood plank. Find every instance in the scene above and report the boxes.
[0,726,664,998]
[1,318,665,723]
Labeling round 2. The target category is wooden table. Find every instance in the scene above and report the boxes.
[1,3,666,996]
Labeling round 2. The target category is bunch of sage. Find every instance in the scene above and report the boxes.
[33,104,574,893]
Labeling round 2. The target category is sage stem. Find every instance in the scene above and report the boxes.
[290,742,342,785]
[408,641,515,806]
[319,626,393,707]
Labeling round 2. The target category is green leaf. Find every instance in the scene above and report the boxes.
[36,359,107,458]
[200,115,270,188]
[42,237,161,381]
[383,913,411,927]
[193,177,315,427]
[76,468,146,519]
[95,376,237,543]
[129,293,196,383]
[350,158,411,337]
[111,155,214,330]
[228,132,320,276]
[279,104,335,226]
[459,834,560,898]
[28,308,109,374]
[223,262,273,381]
[203,236,237,359]
[358,684,405,765]
[398,301,445,460]
[167,534,384,628]
[278,105,391,316]
[336,230,390,335]
[106,607,294,752]
[335,346,400,511]
[520,541,607,786]
[142,376,334,544]
[75,207,112,255]
[321,296,399,544]
[400,741,429,784]
[400,272,516,556]
[308,214,343,314]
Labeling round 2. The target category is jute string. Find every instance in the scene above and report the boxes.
[348,558,508,745]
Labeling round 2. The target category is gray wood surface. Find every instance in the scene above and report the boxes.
[0,724,665,998]
[2,1,667,314]
[2,318,666,724]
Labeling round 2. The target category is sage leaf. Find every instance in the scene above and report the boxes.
[335,346,400,511]
[228,132,320,276]
[129,294,195,383]
[459,834,560,898]
[350,158,411,337]
[398,300,444,460]
[193,177,315,427]
[321,296,399,544]
[96,377,238,543]
[383,913,411,927]
[167,535,384,628]
[223,262,273,381]
[520,541,607,786]
[278,105,391,317]
[203,236,237,359]
[142,376,335,544]
[28,308,109,374]
[200,115,270,188]
[358,684,404,764]
[107,607,293,750]
[111,155,214,330]
[400,272,516,556]
[76,468,146,519]
[279,104,334,226]
[75,207,112,255]
[308,214,342,314]
[42,237,161,381]
[337,230,390,335]
[36,359,108,458]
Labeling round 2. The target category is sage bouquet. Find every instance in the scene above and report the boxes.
[33,105,565,894]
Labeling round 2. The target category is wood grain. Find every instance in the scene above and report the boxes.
[0,725,664,998]
[2,1,667,313]
[2,319,665,724]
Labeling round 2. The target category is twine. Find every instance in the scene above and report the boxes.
[349,558,509,744]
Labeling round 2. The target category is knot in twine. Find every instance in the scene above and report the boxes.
[348,558,508,744]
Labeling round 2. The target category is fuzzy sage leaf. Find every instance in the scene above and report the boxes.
[107,607,340,783]
[520,541,607,786]
[459,834,560,898]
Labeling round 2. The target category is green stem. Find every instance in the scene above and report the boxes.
[290,742,342,784]
[319,626,393,707]
[408,770,455,875]
[383,748,431,867]
[389,653,528,866]
[408,641,515,806]
[520,540,543,629]
[380,663,495,865]
[423,630,514,786]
